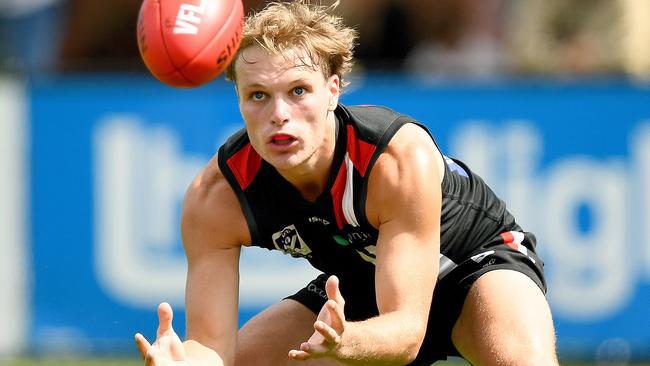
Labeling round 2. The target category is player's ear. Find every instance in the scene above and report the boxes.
[326,74,340,111]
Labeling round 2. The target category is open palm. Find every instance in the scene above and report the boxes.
[135,302,189,366]
[288,276,347,361]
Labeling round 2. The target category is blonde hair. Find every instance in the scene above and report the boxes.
[225,1,357,88]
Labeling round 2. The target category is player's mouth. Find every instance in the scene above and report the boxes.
[270,133,297,146]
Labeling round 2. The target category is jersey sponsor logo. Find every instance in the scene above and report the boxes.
[308,216,330,225]
[333,235,349,246]
[272,225,313,259]
[356,245,376,264]
[307,283,328,300]
[337,228,377,263]
[332,233,376,263]
[346,230,374,243]
[173,0,206,35]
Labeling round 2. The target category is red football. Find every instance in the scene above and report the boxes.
[137,0,244,87]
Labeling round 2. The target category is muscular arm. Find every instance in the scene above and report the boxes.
[181,156,251,366]
[337,123,444,364]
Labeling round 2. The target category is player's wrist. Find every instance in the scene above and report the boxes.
[183,340,226,366]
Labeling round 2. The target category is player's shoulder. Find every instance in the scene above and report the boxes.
[219,127,250,157]
[181,154,250,246]
[339,104,408,128]
[185,155,227,203]
[339,103,425,144]
[343,104,400,118]
[366,122,444,227]
[379,123,441,173]
[369,122,444,199]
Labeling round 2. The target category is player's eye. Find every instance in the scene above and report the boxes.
[251,91,265,101]
[293,87,305,96]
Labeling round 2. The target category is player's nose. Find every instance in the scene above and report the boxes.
[270,97,290,126]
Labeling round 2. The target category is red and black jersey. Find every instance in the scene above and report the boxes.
[217,104,532,282]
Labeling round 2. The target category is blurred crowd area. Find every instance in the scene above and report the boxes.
[1,0,650,81]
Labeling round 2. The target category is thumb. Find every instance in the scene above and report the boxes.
[157,302,174,338]
[324,276,346,333]
[325,275,345,307]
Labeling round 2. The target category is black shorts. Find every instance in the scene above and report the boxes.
[285,235,547,365]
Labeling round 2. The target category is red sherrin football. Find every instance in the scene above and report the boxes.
[137,0,244,87]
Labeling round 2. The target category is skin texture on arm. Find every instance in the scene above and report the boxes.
[181,155,251,366]
[290,123,444,365]
[134,155,249,366]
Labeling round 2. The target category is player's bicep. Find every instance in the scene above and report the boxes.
[369,124,442,319]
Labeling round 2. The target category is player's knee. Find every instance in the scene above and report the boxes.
[497,339,558,366]
[509,352,558,366]
[505,320,559,365]
[454,327,558,366]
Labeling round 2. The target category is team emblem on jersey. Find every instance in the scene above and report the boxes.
[272,224,313,258]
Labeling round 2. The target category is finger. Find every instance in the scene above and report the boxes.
[300,340,330,356]
[288,342,329,360]
[135,333,151,360]
[325,275,345,307]
[325,299,346,333]
[288,348,312,361]
[325,276,346,333]
[157,302,174,338]
[314,320,341,344]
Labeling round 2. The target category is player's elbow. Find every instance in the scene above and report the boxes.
[397,322,427,364]
[405,340,422,365]
[394,342,421,365]
[399,346,420,365]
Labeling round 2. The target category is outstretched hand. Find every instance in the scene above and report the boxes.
[288,275,347,361]
[135,302,189,366]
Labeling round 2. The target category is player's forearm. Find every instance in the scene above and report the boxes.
[184,340,227,366]
[336,311,426,365]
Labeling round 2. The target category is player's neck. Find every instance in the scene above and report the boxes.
[279,148,334,202]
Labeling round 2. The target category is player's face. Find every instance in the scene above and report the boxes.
[234,46,340,173]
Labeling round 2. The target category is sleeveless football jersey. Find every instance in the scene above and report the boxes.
[217,104,532,284]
